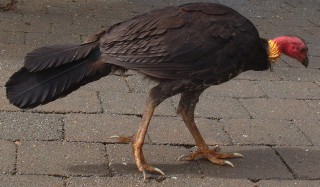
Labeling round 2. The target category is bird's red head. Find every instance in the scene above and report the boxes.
[273,36,309,67]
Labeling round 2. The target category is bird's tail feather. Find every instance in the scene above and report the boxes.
[5,42,111,109]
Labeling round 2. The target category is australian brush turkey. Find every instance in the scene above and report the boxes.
[5,2,309,181]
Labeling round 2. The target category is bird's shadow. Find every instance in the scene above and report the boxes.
[67,147,320,179]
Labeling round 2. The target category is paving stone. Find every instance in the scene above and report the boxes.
[66,176,148,187]
[82,75,129,93]
[148,117,231,145]
[0,175,64,187]
[88,1,167,22]
[45,1,95,16]
[240,98,319,120]
[275,146,320,179]
[74,6,135,23]
[0,59,21,87]
[234,69,281,81]
[195,96,250,118]
[221,118,312,146]
[1,17,51,33]
[64,113,140,142]
[25,32,81,47]
[0,111,63,141]
[1,0,320,185]
[32,89,101,113]
[293,119,320,146]
[303,27,320,44]
[258,179,320,187]
[269,16,314,27]
[257,81,320,99]
[199,146,293,179]
[0,31,25,45]
[203,80,266,98]
[168,0,219,6]
[66,176,254,187]
[107,144,200,177]
[274,67,320,82]
[0,87,21,112]
[22,14,73,33]
[307,100,320,116]
[283,55,320,69]
[170,94,250,119]
[52,16,109,36]
[0,43,37,61]
[100,91,176,116]
[0,140,16,174]
[0,13,25,33]
[308,43,320,57]
[307,56,320,69]
[157,177,254,187]
[18,141,109,176]
[125,74,158,93]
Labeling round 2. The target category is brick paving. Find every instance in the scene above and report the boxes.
[0,0,319,186]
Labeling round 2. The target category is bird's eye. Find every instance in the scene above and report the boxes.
[300,47,308,53]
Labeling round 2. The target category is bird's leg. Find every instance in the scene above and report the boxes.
[177,90,243,167]
[111,82,185,181]
[131,98,166,181]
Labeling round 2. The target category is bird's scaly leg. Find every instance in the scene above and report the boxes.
[177,90,243,167]
[131,99,166,181]
[110,82,185,181]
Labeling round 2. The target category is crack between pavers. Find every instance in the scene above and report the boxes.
[289,120,314,146]
[235,98,254,119]
[96,91,105,114]
[124,75,134,93]
[60,115,66,141]
[63,139,308,148]
[271,147,298,179]
[12,140,19,175]
[307,19,320,27]
[0,109,104,115]
[18,172,107,178]
[103,142,113,177]
[63,176,68,187]
[22,31,27,45]
[215,118,233,145]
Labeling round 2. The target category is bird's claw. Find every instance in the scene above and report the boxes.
[109,135,132,143]
[109,135,120,139]
[142,167,165,182]
[212,145,221,152]
[177,154,190,161]
[233,152,244,158]
[178,146,244,168]
[223,160,235,168]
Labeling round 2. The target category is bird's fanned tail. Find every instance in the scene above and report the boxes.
[5,43,111,109]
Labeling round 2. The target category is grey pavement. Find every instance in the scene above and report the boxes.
[0,0,320,186]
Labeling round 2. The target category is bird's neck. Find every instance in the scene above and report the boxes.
[267,39,281,63]
[269,36,297,62]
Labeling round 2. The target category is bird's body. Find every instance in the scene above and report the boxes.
[5,2,309,181]
[100,3,269,81]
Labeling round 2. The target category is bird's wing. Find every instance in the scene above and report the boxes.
[100,3,255,79]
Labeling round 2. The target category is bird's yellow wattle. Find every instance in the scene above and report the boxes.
[268,40,281,63]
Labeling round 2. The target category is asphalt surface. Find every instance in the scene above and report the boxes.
[0,0,320,186]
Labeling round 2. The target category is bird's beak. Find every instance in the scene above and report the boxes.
[302,57,309,68]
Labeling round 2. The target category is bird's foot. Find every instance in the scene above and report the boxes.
[138,163,166,182]
[178,145,244,167]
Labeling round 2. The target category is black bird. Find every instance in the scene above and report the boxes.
[6,2,309,181]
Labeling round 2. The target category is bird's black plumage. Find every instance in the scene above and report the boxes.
[6,2,297,180]
[100,3,269,81]
[6,2,270,108]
